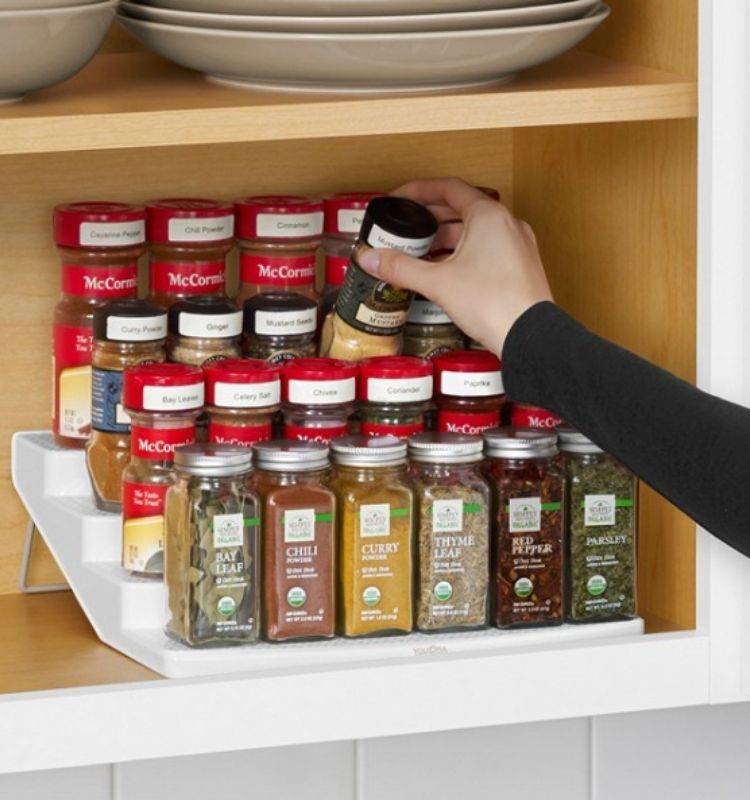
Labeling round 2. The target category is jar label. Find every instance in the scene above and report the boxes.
[325,254,349,287]
[511,405,563,429]
[287,377,355,405]
[437,409,500,436]
[255,307,317,336]
[440,370,504,397]
[122,480,168,574]
[432,499,465,534]
[365,224,433,257]
[584,494,617,527]
[208,420,272,447]
[240,253,316,287]
[338,208,367,234]
[214,380,280,408]
[360,420,424,439]
[177,310,242,338]
[79,220,145,247]
[408,299,452,325]
[335,261,413,336]
[53,324,93,439]
[167,215,234,243]
[255,211,324,239]
[106,315,167,342]
[130,424,196,460]
[508,497,542,533]
[365,375,433,403]
[213,513,245,549]
[61,263,138,299]
[284,508,316,543]
[142,382,204,411]
[91,368,129,433]
[359,503,391,538]
[150,261,226,295]
[284,423,347,444]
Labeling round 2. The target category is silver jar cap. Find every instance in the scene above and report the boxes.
[173,443,253,476]
[483,427,558,459]
[557,425,603,454]
[253,440,329,471]
[408,432,483,464]
[330,434,407,467]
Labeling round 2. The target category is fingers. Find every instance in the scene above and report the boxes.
[357,248,441,298]
[391,177,488,216]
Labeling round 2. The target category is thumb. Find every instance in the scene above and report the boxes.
[357,247,437,296]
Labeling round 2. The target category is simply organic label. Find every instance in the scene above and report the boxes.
[508,497,542,533]
[359,504,391,538]
[142,383,204,411]
[284,509,316,543]
[168,215,234,242]
[366,375,433,403]
[255,211,324,238]
[177,311,242,338]
[79,220,145,246]
[255,308,317,336]
[213,380,280,408]
[287,377,355,405]
[432,499,464,534]
[584,494,617,527]
[213,513,245,548]
[440,370,503,397]
[365,224,434,257]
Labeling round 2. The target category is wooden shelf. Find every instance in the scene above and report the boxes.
[0,49,696,156]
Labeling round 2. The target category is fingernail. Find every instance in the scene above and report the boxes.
[358,249,381,275]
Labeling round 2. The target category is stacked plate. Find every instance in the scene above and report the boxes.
[117,0,611,94]
[0,0,116,103]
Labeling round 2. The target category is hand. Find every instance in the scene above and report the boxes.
[357,177,553,355]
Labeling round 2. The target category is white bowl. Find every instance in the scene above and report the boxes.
[118,4,610,94]
[120,0,599,33]
[0,0,104,9]
[0,1,116,103]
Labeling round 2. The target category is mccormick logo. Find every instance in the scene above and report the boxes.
[257,263,314,281]
[445,420,495,435]
[508,497,542,533]
[83,274,138,292]
[168,272,224,289]
[136,438,180,455]
[584,494,617,527]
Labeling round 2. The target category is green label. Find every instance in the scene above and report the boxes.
[587,575,608,596]
[217,596,237,617]
[362,586,381,607]
[514,577,534,598]
[434,581,453,602]
[287,586,307,609]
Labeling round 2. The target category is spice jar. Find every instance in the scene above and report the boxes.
[358,355,433,439]
[330,435,414,638]
[235,195,323,305]
[321,192,381,319]
[165,444,260,648]
[484,428,564,629]
[242,292,318,364]
[319,196,438,361]
[402,295,465,360]
[86,299,167,512]
[253,441,336,642]
[167,296,242,367]
[558,427,637,623]
[204,359,280,448]
[408,433,490,632]
[52,201,146,448]
[281,357,358,443]
[434,350,505,436]
[146,198,234,308]
[121,363,204,577]
[511,404,564,430]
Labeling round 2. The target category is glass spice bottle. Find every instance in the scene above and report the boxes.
[281,357,358,444]
[558,427,638,623]
[319,196,438,362]
[330,435,414,638]
[402,295,466,360]
[121,363,204,578]
[52,201,146,448]
[252,441,337,642]
[433,350,505,436]
[358,355,433,439]
[204,358,280,448]
[234,195,323,305]
[86,299,167,512]
[146,198,234,308]
[408,433,490,633]
[167,296,242,367]
[242,292,318,365]
[511,404,564,430]
[164,444,261,648]
[484,427,565,629]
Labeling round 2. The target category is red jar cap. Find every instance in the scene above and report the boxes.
[358,356,433,402]
[53,202,146,248]
[146,198,235,244]
[234,195,324,241]
[433,350,504,397]
[123,363,204,412]
[281,357,358,404]
[323,192,382,235]
[203,359,281,407]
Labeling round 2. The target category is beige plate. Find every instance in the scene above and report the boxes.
[117,4,610,94]
[121,0,599,33]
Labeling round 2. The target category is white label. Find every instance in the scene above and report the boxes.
[178,311,242,338]
[433,499,464,534]
[366,223,434,257]
[584,494,617,527]
[337,208,366,234]
[408,299,452,325]
[287,377,355,405]
[254,308,316,336]
[284,509,316,543]
[79,220,145,246]
[367,375,433,403]
[168,214,234,242]
[255,211,324,238]
[509,497,541,533]
[355,304,408,330]
[106,315,166,342]
[214,380,280,408]
[441,369,503,397]
[142,382,204,411]
[213,513,244,548]
[360,503,391,538]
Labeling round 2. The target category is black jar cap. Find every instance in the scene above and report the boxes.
[93,299,167,342]
[243,292,318,336]
[168,295,240,335]
[359,196,438,244]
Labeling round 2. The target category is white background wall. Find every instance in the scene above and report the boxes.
[3,703,749,800]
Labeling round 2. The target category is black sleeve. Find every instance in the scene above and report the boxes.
[502,301,750,559]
